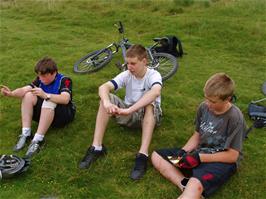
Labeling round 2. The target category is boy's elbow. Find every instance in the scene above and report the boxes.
[98,83,109,95]
[152,88,161,98]
[61,97,70,105]
[155,90,161,97]
[228,149,239,163]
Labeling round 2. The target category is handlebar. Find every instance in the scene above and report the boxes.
[118,21,124,34]
[114,21,124,34]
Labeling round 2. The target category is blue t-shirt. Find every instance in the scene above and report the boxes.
[30,73,73,101]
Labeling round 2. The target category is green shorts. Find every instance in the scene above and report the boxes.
[109,93,162,128]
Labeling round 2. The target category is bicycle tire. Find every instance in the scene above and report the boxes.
[73,49,113,74]
[149,52,178,81]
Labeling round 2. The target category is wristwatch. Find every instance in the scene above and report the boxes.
[45,94,51,101]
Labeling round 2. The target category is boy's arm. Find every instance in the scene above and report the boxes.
[200,148,239,163]
[182,131,201,152]
[99,81,115,103]
[1,85,32,98]
[98,81,118,114]
[41,91,71,105]
[117,84,161,115]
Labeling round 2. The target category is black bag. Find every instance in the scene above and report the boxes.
[248,103,266,120]
[154,35,183,57]
[245,98,266,138]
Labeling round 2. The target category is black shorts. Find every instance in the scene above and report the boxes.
[155,148,237,197]
[33,97,76,128]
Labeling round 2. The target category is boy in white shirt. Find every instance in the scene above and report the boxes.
[79,44,162,180]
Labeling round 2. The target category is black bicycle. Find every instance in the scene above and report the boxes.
[73,21,178,81]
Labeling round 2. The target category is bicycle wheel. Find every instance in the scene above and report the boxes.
[149,52,178,81]
[73,48,113,73]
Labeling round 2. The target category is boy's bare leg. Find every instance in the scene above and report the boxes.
[178,178,203,199]
[36,108,54,136]
[151,151,185,191]
[79,100,110,169]
[130,104,156,180]
[152,152,204,199]
[139,104,155,155]
[14,92,37,151]
[21,92,37,128]
[92,100,111,146]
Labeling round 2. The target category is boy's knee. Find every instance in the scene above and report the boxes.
[189,177,204,192]
[151,151,162,166]
[23,92,37,104]
[23,91,35,100]
[144,104,154,112]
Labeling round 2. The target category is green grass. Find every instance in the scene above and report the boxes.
[0,0,266,198]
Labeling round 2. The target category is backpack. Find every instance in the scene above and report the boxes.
[154,35,183,57]
[245,98,266,138]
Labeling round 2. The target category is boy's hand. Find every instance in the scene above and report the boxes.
[0,85,12,96]
[178,151,201,169]
[167,149,186,166]
[103,100,119,115]
[31,87,46,99]
[177,149,186,158]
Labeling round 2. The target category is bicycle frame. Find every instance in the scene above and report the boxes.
[88,22,130,67]
[74,21,178,81]
[111,21,162,70]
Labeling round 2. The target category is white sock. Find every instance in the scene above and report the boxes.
[93,145,102,151]
[32,133,44,142]
[139,152,149,157]
[22,128,31,137]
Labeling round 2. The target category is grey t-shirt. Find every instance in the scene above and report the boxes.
[195,102,246,166]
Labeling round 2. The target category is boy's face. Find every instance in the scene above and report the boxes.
[204,95,230,114]
[38,72,56,85]
[126,56,147,78]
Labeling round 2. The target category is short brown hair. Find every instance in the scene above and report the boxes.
[204,73,235,101]
[34,57,58,74]
[126,44,147,60]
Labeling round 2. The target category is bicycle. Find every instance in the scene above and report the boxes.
[73,21,178,81]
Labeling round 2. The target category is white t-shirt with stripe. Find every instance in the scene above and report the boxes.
[110,68,162,106]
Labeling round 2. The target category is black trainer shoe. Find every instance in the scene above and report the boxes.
[13,134,31,152]
[25,140,44,158]
[130,153,148,180]
[79,145,107,169]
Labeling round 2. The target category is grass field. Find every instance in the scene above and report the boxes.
[0,0,266,198]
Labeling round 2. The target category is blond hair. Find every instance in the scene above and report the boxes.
[126,44,147,60]
[204,73,235,101]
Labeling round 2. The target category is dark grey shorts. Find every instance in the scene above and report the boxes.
[109,93,162,128]
[155,148,237,198]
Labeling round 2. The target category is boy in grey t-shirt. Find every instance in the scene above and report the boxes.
[151,73,246,198]
[79,44,162,180]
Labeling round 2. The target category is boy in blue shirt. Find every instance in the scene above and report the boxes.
[1,57,75,158]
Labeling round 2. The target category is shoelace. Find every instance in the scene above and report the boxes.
[28,143,39,153]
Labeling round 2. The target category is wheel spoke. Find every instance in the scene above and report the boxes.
[149,53,178,81]
[74,49,113,73]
